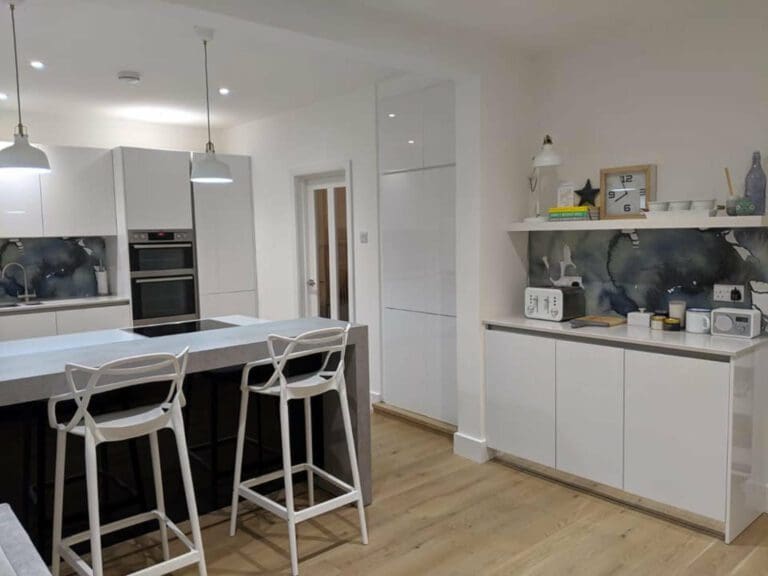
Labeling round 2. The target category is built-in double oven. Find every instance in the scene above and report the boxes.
[129,230,198,326]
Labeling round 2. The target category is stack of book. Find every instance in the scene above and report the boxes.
[548,206,600,221]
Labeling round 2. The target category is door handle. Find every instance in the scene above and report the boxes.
[307,279,317,287]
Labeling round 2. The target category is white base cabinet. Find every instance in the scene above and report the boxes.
[0,312,57,341]
[485,328,733,525]
[485,329,555,467]
[0,305,131,341]
[555,340,624,489]
[55,305,131,335]
[624,350,729,521]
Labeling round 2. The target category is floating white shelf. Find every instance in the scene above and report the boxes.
[508,214,768,232]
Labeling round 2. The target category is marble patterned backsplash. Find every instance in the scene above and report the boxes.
[529,228,768,323]
[0,237,107,302]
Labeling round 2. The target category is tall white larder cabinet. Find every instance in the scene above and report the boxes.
[193,154,258,318]
[378,79,457,425]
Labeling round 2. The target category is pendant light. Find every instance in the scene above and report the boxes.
[190,27,231,184]
[0,0,50,174]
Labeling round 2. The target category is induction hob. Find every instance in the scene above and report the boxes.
[123,319,236,338]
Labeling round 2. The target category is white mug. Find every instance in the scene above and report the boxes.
[686,308,711,334]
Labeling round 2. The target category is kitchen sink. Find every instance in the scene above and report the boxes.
[0,302,20,308]
[21,301,44,306]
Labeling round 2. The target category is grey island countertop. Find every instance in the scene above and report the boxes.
[0,315,367,406]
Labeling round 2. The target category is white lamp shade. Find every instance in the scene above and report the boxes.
[532,135,561,168]
[191,151,232,184]
[0,133,51,174]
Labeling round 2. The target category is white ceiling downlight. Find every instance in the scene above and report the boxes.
[29,59,44,69]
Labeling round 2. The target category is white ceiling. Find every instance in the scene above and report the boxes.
[343,0,768,51]
[0,0,400,129]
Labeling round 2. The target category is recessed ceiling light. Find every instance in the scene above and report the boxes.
[118,70,142,85]
[388,113,396,118]
[218,87,230,96]
[0,93,7,101]
[407,139,415,144]
[29,60,44,70]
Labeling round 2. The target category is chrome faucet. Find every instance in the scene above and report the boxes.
[1,262,36,302]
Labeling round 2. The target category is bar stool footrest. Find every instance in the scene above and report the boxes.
[58,509,201,576]
[238,462,360,525]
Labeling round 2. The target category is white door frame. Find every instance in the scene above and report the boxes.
[292,160,355,321]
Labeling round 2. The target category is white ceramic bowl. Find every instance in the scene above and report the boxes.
[648,201,669,212]
[668,200,692,211]
[691,199,716,210]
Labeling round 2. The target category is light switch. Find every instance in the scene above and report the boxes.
[359,231,369,244]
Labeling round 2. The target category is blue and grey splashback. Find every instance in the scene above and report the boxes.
[529,228,768,322]
[0,237,107,302]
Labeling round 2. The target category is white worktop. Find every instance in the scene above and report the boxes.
[484,315,768,358]
[0,295,129,316]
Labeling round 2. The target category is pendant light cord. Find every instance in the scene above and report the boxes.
[9,2,24,135]
[203,39,213,152]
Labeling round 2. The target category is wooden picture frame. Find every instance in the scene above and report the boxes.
[599,164,657,220]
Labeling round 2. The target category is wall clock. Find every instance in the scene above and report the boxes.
[599,164,657,219]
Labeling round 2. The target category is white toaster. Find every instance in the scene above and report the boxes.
[524,286,585,322]
[711,308,762,338]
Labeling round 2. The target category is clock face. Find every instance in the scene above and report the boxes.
[604,172,645,216]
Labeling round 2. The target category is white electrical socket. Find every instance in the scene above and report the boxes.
[713,284,746,303]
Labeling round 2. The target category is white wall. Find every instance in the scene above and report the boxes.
[0,110,208,152]
[221,85,382,396]
[533,16,768,204]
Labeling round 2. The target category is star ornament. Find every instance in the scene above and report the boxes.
[575,179,600,207]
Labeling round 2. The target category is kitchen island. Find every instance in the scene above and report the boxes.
[0,315,371,559]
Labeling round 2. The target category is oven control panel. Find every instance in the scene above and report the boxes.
[129,230,193,243]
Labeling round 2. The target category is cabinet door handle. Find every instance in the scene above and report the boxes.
[135,276,194,284]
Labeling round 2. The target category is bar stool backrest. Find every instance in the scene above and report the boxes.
[48,348,189,442]
[265,325,350,393]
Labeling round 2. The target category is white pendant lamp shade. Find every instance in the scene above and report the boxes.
[0,1,50,175]
[191,146,232,184]
[533,134,561,168]
[0,132,50,174]
[190,28,231,184]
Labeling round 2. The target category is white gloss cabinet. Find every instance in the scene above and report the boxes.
[55,305,131,335]
[485,329,556,467]
[199,291,257,319]
[118,147,193,230]
[382,308,457,425]
[380,167,455,316]
[555,340,624,488]
[378,81,455,173]
[40,146,117,237]
[193,154,257,318]
[624,350,729,521]
[0,312,56,341]
[0,173,43,237]
[378,90,423,173]
[193,154,256,295]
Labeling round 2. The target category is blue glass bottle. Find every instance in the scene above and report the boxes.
[745,151,766,215]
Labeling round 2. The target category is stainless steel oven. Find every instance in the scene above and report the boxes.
[129,230,199,325]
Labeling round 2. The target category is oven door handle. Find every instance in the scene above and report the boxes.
[131,243,193,249]
[135,276,195,284]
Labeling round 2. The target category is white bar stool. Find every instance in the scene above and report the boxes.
[229,325,368,576]
[47,349,207,576]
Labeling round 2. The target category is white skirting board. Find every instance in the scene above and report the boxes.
[453,431,491,463]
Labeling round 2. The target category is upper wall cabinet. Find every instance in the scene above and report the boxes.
[193,154,256,296]
[421,82,455,169]
[0,173,43,238]
[40,146,117,237]
[118,147,193,230]
[378,81,455,173]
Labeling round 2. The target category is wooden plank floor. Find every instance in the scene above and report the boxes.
[97,412,768,575]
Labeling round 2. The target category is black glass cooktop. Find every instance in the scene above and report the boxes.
[124,319,236,338]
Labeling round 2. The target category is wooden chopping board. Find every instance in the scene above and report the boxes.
[570,315,627,328]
